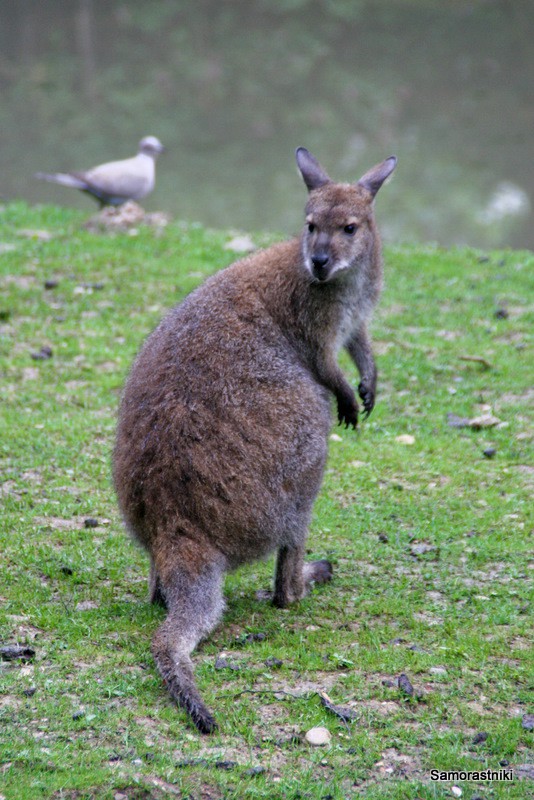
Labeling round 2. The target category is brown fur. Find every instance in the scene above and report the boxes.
[112,148,396,733]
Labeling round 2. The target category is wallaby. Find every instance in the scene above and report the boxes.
[113,148,396,734]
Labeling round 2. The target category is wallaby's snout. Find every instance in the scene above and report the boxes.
[311,257,330,282]
[310,239,331,282]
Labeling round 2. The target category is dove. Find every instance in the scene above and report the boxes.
[35,136,164,207]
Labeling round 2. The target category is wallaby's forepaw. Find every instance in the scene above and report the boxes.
[337,391,359,429]
[358,381,375,419]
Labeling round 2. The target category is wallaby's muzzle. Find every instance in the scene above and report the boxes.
[311,253,330,282]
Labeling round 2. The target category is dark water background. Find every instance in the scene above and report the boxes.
[1,0,533,249]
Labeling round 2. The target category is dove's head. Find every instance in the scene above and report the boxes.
[139,136,165,157]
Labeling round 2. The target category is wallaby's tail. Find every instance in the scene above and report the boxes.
[150,543,226,734]
[151,618,218,734]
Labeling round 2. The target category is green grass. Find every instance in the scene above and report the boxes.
[0,202,532,799]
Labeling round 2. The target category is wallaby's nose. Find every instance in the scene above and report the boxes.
[311,254,329,269]
[311,253,330,281]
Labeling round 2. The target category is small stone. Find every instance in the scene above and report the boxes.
[378,532,389,543]
[214,656,240,671]
[516,764,534,780]
[483,447,497,459]
[245,766,266,776]
[397,673,415,697]
[31,345,53,361]
[75,600,99,612]
[23,687,37,697]
[243,632,266,643]
[84,518,99,528]
[521,713,534,731]
[264,657,283,669]
[410,542,437,557]
[472,731,488,745]
[451,787,462,798]
[44,279,59,290]
[224,234,256,253]
[494,307,509,319]
[305,726,331,746]
[429,666,447,676]
[255,589,273,601]
[447,413,471,429]
[329,433,342,442]
[468,413,502,429]
[395,434,415,445]
[1,646,35,662]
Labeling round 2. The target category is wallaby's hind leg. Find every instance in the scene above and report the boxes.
[272,544,332,608]
[150,541,226,734]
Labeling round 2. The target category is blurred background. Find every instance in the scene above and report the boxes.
[1,0,532,249]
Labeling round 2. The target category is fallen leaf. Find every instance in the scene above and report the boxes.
[459,355,493,369]
[318,691,357,722]
[18,229,53,241]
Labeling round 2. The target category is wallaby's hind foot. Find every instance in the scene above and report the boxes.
[272,546,333,608]
[150,544,225,734]
[303,559,333,586]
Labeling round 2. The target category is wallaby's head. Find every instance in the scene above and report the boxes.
[296,148,396,284]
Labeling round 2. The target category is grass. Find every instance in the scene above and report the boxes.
[0,201,532,799]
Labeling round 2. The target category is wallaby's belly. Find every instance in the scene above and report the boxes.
[114,297,331,568]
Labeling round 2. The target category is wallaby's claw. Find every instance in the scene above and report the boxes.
[338,406,358,429]
[358,382,375,419]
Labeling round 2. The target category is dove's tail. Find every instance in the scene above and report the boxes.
[34,172,88,190]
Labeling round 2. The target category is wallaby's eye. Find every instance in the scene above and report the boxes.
[307,222,316,234]
[343,224,357,235]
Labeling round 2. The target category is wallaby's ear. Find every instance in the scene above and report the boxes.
[296,147,332,192]
[357,156,397,198]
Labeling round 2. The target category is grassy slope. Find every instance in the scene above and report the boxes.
[0,202,532,799]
